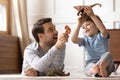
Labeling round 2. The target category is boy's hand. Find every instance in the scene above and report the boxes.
[84,6,95,17]
[74,3,101,16]
[78,14,87,25]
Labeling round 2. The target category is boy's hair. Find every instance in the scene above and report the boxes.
[84,15,102,23]
[84,15,102,33]
[32,18,52,42]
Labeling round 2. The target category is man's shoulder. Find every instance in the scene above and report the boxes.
[26,41,39,50]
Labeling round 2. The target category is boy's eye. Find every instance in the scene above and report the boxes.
[82,25,86,29]
[86,23,90,26]
[82,26,85,29]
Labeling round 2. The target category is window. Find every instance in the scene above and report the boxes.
[0,2,6,31]
[0,0,10,34]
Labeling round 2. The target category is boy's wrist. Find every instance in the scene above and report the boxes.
[77,23,82,27]
[89,14,96,18]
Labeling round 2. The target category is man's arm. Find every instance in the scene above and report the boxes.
[24,45,64,73]
[24,68,39,76]
[22,32,68,76]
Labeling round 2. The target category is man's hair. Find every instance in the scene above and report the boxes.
[32,18,52,42]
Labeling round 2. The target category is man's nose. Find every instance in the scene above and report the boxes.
[54,30,58,34]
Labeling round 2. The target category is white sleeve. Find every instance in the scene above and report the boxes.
[23,45,65,72]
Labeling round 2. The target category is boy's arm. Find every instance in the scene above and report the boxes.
[91,15,108,38]
[84,6,108,38]
[71,17,84,44]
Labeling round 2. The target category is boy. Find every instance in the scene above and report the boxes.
[71,6,115,77]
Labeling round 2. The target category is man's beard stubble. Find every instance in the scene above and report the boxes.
[45,40,56,48]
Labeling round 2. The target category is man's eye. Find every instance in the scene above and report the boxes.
[49,28,55,32]
[49,29,53,32]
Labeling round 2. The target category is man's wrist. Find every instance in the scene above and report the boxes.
[55,44,62,50]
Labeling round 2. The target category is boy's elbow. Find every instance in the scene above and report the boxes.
[71,37,77,43]
[71,37,82,44]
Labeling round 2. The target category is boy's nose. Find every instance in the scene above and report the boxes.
[83,26,87,30]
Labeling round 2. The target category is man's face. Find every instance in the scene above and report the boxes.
[42,22,58,47]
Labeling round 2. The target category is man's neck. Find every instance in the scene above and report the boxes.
[39,42,50,52]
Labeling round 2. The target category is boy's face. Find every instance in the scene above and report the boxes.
[82,21,98,37]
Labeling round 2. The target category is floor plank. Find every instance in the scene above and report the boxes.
[0,72,120,80]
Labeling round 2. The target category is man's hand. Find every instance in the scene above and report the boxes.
[55,33,69,49]
[24,68,39,76]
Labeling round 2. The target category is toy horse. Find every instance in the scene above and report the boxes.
[74,3,101,16]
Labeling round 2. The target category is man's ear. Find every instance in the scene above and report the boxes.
[38,33,43,38]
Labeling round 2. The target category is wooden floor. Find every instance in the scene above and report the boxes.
[0,72,120,80]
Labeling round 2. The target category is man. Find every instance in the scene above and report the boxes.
[21,18,69,76]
